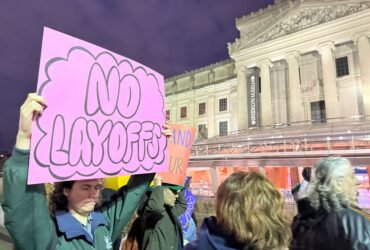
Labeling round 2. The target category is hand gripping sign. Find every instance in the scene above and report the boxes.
[28,27,167,184]
[105,124,196,189]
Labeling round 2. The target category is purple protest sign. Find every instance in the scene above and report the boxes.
[179,189,197,233]
[28,27,167,184]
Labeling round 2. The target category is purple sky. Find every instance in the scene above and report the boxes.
[0,0,274,151]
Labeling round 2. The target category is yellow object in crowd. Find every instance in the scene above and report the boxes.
[104,176,154,190]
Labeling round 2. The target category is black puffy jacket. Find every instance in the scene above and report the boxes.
[291,198,370,250]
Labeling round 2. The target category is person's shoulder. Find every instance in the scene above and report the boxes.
[299,180,309,188]
[341,207,370,222]
[338,207,370,232]
[338,207,370,246]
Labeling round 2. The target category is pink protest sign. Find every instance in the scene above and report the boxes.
[28,27,168,184]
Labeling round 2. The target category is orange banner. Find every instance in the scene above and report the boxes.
[159,124,196,186]
[247,167,260,173]
[265,167,289,189]
[290,167,300,187]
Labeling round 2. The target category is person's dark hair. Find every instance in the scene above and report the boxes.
[49,181,75,217]
[302,167,312,182]
[124,216,144,250]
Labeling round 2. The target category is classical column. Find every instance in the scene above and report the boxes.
[236,67,248,131]
[258,59,273,127]
[355,34,370,117]
[171,105,177,123]
[318,42,341,120]
[286,51,305,124]
[230,86,239,132]
[209,167,219,193]
[207,96,215,137]
[188,101,195,126]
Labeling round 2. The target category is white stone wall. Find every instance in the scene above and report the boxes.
[166,1,370,138]
[270,60,289,125]
[300,52,323,121]
[335,43,362,119]
[165,60,236,139]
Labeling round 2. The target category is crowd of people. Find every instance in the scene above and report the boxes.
[1,93,370,249]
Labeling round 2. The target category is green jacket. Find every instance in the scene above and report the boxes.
[141,186,187,250]
[1,148,154,250]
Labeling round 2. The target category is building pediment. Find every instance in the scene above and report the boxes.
[229,1,370,54]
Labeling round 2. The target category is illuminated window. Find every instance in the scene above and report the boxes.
[219,98,227,112]
[219,121,228,136]
[180,106,187,118]
[311,101,326,123]
[166,110,170,120]
[198,124,208,139]
[199,102,206,115]
[335,57,349,77]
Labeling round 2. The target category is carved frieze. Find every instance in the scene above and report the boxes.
[229,2,370,54]
[259,3,370,43]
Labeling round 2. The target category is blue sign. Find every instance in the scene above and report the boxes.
[179,189,197,234]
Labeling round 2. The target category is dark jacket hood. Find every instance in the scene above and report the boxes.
[294,198,328,228]
[187,216,246,250]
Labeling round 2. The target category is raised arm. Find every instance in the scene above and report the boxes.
[15,93,47,150]
[142,186,167,227]
[101,173,155,243]
[101,124,171,241]
[2,93,56,250]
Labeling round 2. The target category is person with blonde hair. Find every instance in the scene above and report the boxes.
[185,171,291,250]
[291,156,370,249]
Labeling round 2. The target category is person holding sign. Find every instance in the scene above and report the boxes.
[1,93,170,250]
[140,177,187,250]
[137,125,194,250]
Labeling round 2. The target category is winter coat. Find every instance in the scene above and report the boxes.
[1,148,154,250]
[291,198,370,250]
[141,186,187,250]
[184,216,246,250]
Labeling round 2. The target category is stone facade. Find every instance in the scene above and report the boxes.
[165,0,370,139]
[165,60,236,139]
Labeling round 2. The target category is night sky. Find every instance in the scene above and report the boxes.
[0,0,274,152]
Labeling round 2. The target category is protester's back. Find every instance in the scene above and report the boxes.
[291,157,370,249]
[185,172,291,250]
